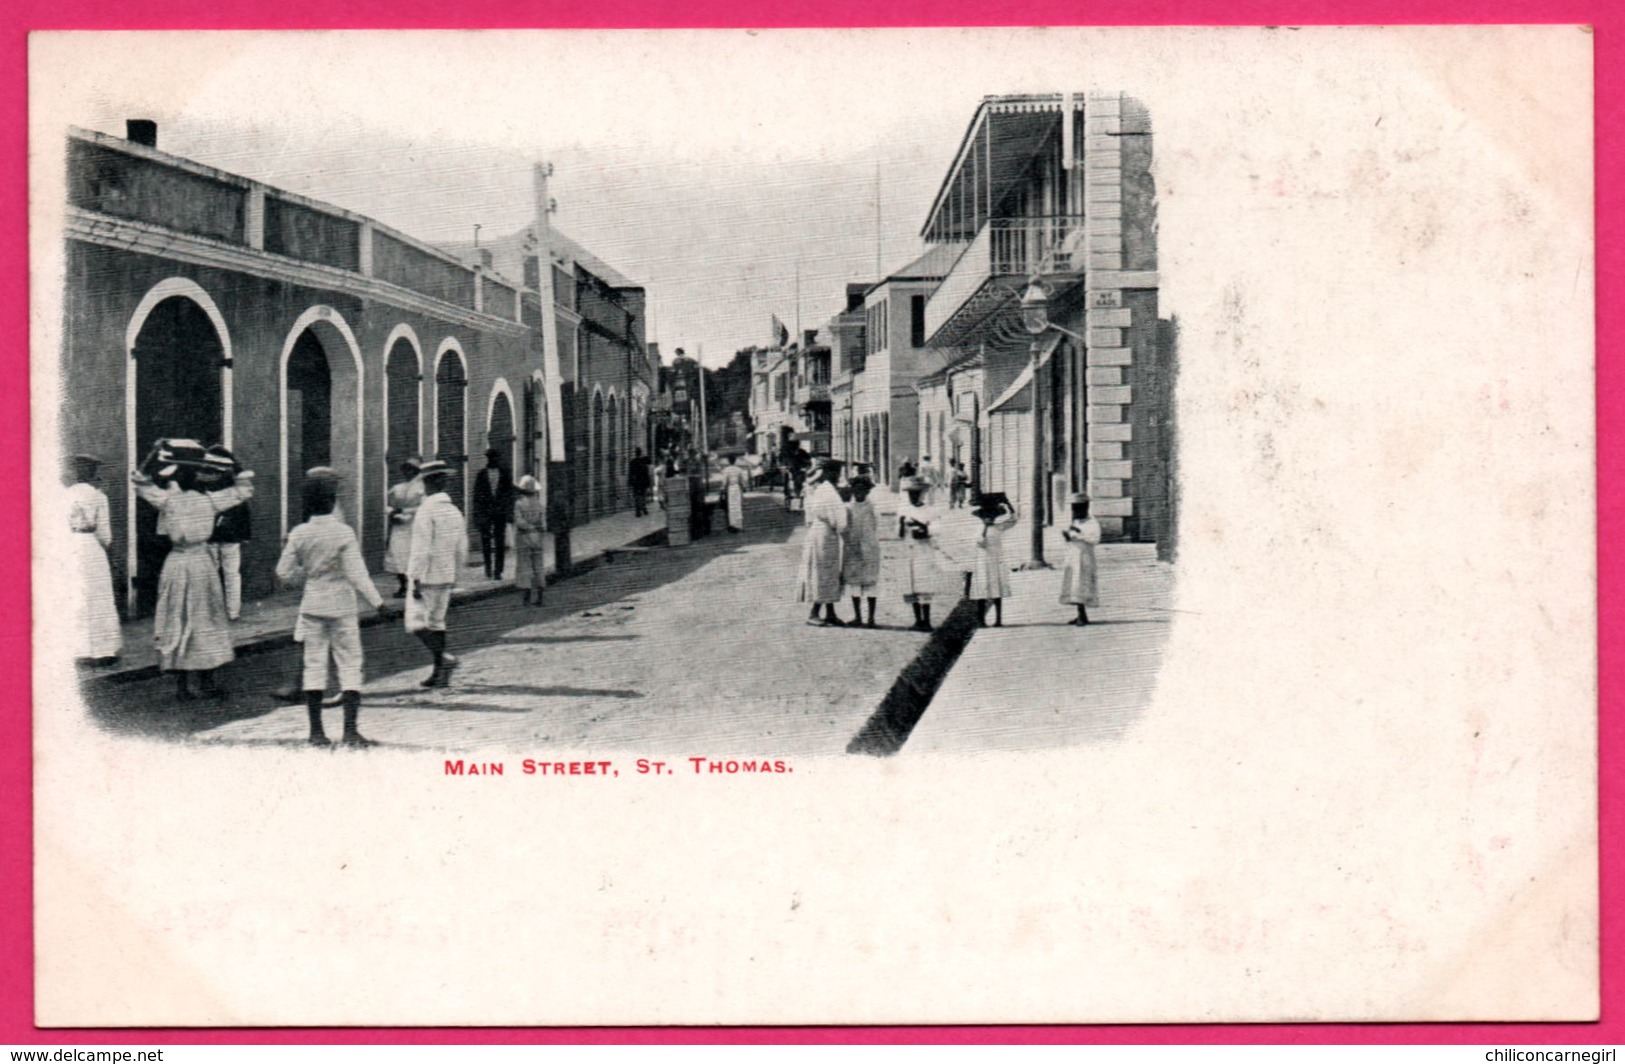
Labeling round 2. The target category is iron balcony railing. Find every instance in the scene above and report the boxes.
[988,214,1088,276]
[925,215,1087,344]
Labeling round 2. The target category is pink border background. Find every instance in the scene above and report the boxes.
[1,1,1611,1046]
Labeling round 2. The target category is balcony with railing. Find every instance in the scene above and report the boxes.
[923,215,1085,348]
[794,380,831,406]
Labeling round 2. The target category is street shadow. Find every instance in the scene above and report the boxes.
[980,618,1171,629]
[439,683,644,700]
[88,692,284,740]
[493,634,641,645]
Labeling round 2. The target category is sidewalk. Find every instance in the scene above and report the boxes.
[904,538,1176,754]
[98,509,666,680]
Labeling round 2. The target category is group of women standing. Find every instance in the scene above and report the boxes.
[795,459,1104,632]
[67,442,257,700]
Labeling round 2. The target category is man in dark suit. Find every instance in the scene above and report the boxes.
[471,447,514,579]
[628,447,653,517]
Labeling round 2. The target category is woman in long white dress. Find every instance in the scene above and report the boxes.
[797,462,848,626]
[68,454,122,663]
[967,495,1018,627]
[841,475,881,627]
[133,456,255,700]
[897,476,950,632]
[1058,493,1102,626]
[720,455,749,533]
[383,457,424,597]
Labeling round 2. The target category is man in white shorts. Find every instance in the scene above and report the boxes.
[406,459,469,687]
[275,468,393,746]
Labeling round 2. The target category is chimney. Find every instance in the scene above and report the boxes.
[803,329,819,348]
[845,283,869,313]
[477,248,493,269]
[126,119,157,148]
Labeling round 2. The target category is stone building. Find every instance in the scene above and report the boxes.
[916,91,1170,541]
[60,121,647,617]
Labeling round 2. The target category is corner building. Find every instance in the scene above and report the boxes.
[917,92,1171,542]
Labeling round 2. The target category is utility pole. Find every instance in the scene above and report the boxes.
[534,160,569,570]
[697,343,710,485]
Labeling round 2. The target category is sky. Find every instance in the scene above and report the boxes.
[35,30,1054,365]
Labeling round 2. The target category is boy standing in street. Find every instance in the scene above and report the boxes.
[408,459,469,686]
[276,468,394,747]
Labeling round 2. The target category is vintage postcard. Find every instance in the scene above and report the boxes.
[29,26,1596,1026]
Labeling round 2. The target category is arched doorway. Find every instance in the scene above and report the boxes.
[384,331,421,480]
[280,309,363,539]
[435,347,468,514]
[604,394,614,513]
[129,294,226,617]
[523,374,546,481]
[488,387,516,477]
[590,391,605,517]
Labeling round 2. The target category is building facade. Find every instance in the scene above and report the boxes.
[848,246,960,488]
[916,92,1169,542]
[61,122,647,617]
[827,284,868,467]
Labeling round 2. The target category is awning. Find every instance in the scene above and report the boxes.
[985,332,1063,415]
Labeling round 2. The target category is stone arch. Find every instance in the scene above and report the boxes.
[381,323,424,517]
[123,277,234,616]
[433,338,470,515]
[486,377,518,478]
[279,305,365,542]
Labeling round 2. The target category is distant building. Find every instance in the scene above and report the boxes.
[444,225,654,526]
[827,283,868,468]
[845,246,960,487]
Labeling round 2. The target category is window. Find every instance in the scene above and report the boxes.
[911,294,927,348]
[867,297,889,353]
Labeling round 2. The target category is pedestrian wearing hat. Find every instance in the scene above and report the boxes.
[968,495,1018,627]
[512,475,548,606]
[407,460,469,686]
[276,470,395,746]
[202,444,250,622]
[897,476,949,632]
[720,454,749,533]
[131,453,255,700]
[1059,494,1102,625]
[472,446,514,580]
[841,475,881,627]
[797,460,848,626]
[949,461,970,509]
[67,454,121,665]
[383,456,424,598]
[628,447,653,517]
[919,455,941,506]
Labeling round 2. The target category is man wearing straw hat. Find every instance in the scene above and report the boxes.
[512,474,548,607]
[407,459,469,686]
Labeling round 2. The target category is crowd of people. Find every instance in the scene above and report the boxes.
[794,456,1103,632]
[66,436,1104,744]
[66,439,501,744]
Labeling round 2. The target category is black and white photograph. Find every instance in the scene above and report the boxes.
[29,27,1595,1026]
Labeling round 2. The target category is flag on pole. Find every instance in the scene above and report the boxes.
[771,314,790,348]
